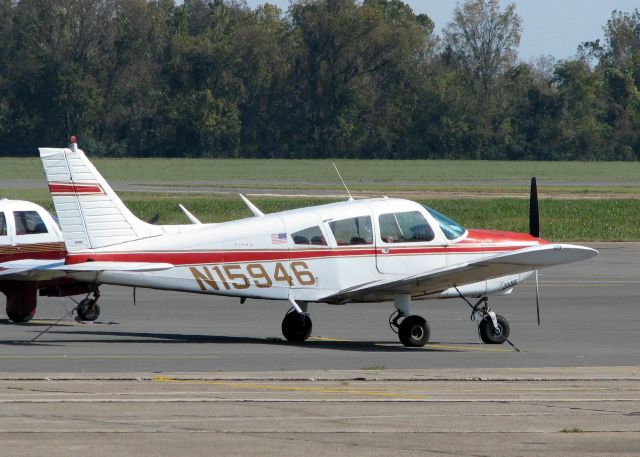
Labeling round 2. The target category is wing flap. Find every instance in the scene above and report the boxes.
[324,244,597,302]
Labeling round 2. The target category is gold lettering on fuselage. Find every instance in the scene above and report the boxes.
[189,262,316,291]
[189,266,219,291]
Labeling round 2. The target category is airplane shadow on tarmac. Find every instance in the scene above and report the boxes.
[0,320,476,352]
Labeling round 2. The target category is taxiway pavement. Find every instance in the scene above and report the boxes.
[0,242,638,456]
[0,242,637,372]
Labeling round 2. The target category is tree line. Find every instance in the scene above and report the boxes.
[0,0,639,160]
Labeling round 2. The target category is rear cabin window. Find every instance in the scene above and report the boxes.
[379,211,434,243]
[291,226,327,246]
[0,213,6,236]
[328,216,373,246]
[14,211,48,235]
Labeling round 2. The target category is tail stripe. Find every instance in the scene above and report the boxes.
[48,182,104,195]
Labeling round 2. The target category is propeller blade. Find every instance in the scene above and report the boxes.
[529,177,540,238]
[535,270,541,326]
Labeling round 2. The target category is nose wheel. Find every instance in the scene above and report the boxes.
[478,313,510,344]
[457,291,518,351]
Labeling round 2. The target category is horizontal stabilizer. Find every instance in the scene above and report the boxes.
[324,244,598,302]
[0,259,66,279]
[56,261,174,273]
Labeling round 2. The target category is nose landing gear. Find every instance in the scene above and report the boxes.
[457,291,519,351]
[477,311,511,344]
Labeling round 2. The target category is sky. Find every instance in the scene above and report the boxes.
[243,0,640,62]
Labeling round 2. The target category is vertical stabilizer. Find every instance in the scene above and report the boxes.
[39,142,163,252]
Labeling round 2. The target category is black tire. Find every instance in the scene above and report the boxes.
[479,314,510,344]
[7,309,35,323]
[77,298,100,321]
[398,315,430,347]
[281,312,312,342]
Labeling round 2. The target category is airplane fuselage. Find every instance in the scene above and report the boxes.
[62,198,541,304]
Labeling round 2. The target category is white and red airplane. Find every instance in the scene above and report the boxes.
[35,139,597,347]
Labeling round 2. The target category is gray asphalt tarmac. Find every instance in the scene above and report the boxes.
[1,242,639,456]
[0,242,637,373]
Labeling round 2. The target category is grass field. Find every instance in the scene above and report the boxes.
[3,157,640,187]
[1,157,638,241]
[3,193,637,241]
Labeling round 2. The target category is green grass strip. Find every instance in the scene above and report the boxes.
[3,157,640,184]
[3,193,636,241]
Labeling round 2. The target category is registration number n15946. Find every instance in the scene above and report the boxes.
[189,261,316,290]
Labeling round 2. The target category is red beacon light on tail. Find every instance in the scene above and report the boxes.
[69,135,78,151]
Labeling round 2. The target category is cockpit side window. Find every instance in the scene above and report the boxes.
[379,211,434,243]
[0,213,6,236]
[328,216,373,246]
[291,226,327,246]
[14,211,48,235]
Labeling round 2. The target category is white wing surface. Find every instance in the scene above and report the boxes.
[323,244,598,302]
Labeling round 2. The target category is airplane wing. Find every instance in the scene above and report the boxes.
[323,244,598,303]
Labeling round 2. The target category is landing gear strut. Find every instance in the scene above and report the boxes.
[390,295,430,347]
[76,289,101,321]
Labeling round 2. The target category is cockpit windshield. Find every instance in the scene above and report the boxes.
[423,206,466,240]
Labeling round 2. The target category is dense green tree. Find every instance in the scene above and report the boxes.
[0,0,638,160]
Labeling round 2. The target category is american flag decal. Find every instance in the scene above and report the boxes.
[271,233,288,244]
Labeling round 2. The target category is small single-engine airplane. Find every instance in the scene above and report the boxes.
[0,199,94,322]
[37,139,597,347]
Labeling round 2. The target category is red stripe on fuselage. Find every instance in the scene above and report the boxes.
[64,242,537,266]
[49,182,104,195]
[63,229,546,266]
[0,242,66,262]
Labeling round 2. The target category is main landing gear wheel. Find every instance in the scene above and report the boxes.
[76,298,100,321]
[5,281,38,323]
[281,310,312,342]
[398,315,430,347]
[478,313,510,344]
[7,308,35,323]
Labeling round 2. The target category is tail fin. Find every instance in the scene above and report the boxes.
[39,141,162,252]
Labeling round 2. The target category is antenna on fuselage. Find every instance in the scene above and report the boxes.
[239,193,264,217]
[332,163,353,201]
